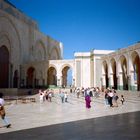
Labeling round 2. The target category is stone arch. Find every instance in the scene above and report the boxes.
[61,64,73,87]
[49,64,57,71]
[0,15,21,88]
[102,60,109,88]
[26,67,36,88]
[0,15,21,64]
[131,51,140,91]
[0,46,9,88]
[118,55,128,90]
[33,40,47,61]
[0,33,11,53]
[49,47,60,60]
[47,66,57,86]
[110,58,117,89]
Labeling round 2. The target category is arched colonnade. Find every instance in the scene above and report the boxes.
[21,60,74,88]
[101,46,140,91]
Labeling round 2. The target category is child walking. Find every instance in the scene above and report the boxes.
[120,95,125,105]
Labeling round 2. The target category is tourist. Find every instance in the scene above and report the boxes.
[112,90,119,107]
[87,88,90,96]
[64,92,68,102]
[76,88,80,98]
[84,88,88,97]
[108,90,114,107]
[39,90,44,103]
[92,87,96,97]
[70,88,73,93]
[81,87,85,97]
[44,89,49,100]
[104,89,109,105]
[48,90,52,102]
[120,95,125,105]
[59,90,64,103]
[89,88,93,97]
[85,94,91,109]
[0,93,11,128]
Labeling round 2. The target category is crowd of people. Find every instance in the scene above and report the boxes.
[74,87,125,108]
[38,89,69,103]
[38,87,125,109]
[0,86,126,129]
[39,89,54,103]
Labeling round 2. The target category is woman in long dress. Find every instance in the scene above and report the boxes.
[85,95,91,108]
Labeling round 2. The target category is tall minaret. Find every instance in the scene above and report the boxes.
[59,42,63,59]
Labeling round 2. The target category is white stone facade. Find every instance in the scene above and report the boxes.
[0,0,62,88]
[74,50,114,88]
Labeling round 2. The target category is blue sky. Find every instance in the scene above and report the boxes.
[9,0,140,59]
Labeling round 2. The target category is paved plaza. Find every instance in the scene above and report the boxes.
[0,90,140,139]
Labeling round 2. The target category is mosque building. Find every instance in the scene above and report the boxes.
[0,0,140,95]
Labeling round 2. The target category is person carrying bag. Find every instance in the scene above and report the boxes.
[0,93,11,128]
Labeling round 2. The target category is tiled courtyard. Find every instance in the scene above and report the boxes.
[0,90,140,139]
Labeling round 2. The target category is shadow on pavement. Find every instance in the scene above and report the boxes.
[0,111,140,140]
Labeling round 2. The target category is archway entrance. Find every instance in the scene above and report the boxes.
[111,59,117,89]
[26,67,35,88]
[47,67,57,86]
[0,46,9,88]
[62,66,72,87]
[132,52,140,91]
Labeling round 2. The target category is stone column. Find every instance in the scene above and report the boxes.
[57,75,62,87]
[19,65,22,88]
[109,73,114,88]
[102,74,106,87]
[127,53,133,91]
[130,71,136,91]
[127,75,131,91]
[16,65,20,88]
[118,72,123,90]
[128,55,136,91]
[23,67,26,88]
[9,63,13,88]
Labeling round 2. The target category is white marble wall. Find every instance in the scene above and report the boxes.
[0,0,62,88]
